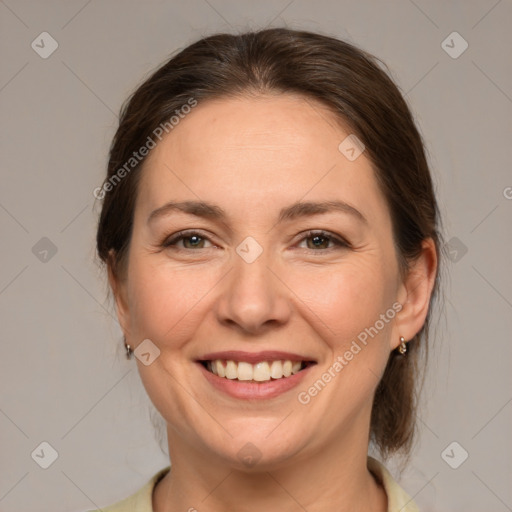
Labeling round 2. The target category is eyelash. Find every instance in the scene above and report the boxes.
[161,229,350,252]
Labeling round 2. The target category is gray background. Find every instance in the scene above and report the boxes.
[1,1,511,511]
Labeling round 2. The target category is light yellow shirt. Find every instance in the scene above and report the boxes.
[90,457,419,512]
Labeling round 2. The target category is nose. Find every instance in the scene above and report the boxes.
[214,250,291,335]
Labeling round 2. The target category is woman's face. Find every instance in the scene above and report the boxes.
[113,94,419,468]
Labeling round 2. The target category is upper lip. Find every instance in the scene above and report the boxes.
[198,350,316,364]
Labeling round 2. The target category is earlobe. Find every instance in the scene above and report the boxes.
[393,238,438,349]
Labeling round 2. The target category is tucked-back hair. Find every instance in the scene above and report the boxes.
[96,28,443,459]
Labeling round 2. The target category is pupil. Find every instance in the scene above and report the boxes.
[311,235,326,248]
[187,235,202,247]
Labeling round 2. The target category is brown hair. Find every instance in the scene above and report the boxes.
[96,28,443,459]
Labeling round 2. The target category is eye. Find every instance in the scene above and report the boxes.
[161,230,214,250]
[296,230,349,251]
[160,229,349,252]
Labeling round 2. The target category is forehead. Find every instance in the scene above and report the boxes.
[137,94,389,227]
[145,93,350,167]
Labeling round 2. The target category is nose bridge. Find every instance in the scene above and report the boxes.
[215,241,290,333]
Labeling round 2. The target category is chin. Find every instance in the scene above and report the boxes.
[204,421,310,471]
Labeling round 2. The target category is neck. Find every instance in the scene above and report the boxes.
[153,425,387,512]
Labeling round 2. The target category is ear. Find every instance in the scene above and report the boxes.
[107,250,131,339]
[392,238,438,350]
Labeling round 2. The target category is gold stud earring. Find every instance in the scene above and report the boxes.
[398,336,407,355]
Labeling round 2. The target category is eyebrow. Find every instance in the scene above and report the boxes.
[147,199,368,226]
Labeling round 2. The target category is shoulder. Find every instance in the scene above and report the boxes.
[86,466,171,512]
[367,456,420,512]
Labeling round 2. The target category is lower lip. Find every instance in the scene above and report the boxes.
[197,362,313,400]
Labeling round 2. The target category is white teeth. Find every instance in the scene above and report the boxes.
[253,362,270,382]
[215,360,225,377]
[270,360,283,379]
[225,360,238,379]
[237,361,253,381]
[205,359,306,382]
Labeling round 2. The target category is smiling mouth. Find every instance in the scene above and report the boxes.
[200,359,316,382]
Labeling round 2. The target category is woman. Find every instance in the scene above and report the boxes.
[93,27,441,512]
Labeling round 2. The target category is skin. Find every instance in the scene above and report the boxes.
[109,93,437,512]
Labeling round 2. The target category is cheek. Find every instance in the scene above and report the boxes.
[292,261,396,415]
[125,257,220,342]
[286,258,393,343]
